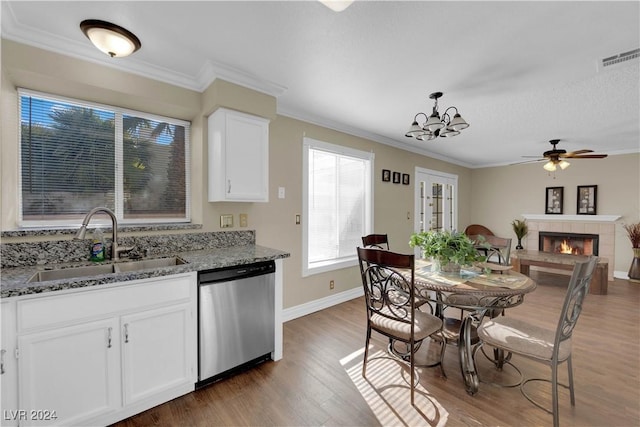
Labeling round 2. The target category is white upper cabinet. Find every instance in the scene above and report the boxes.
[208,108,270,202]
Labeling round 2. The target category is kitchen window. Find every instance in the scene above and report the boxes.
[302,137,373,277]
[18,89,190,227]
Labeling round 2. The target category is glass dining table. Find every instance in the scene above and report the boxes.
[411,259,537,395]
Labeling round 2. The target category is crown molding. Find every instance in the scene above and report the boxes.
[276,104,474,169]
[1,2,287,97]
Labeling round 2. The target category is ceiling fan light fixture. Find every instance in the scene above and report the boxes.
[80,19,141,58]
[543,161,557,172]
[559,160,570,170]
[405,91,468,142]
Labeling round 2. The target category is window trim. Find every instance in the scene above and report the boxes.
[17,88,191,228]
[302,137,374,277]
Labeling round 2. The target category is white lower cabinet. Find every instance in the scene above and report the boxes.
[2,301,18,427]
[121,303,192,406]
[8,272,197,427]
[18,318,121,426]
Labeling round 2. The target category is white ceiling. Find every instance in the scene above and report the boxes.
[2,1,639,168]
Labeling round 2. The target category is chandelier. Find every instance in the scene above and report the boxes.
[405,92,469,141]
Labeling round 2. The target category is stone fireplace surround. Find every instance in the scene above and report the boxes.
[522,214,619,281]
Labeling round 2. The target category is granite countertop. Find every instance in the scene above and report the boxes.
[1,244,290,299]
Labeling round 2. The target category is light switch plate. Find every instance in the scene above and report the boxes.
[220,214,233,228]
[278,187,285,199]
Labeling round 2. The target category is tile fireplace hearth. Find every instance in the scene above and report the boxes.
[522,214,618,281]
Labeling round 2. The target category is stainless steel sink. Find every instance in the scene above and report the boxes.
[115,257,187,272]
[28,264,117,283]
[27,257,188,283]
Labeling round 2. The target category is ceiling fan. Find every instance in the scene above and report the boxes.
[516,139,608,171]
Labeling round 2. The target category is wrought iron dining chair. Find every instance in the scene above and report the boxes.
[468,234,512,266]
[357,247,444,405]
[473,256,598,427]
[361,234,390,249]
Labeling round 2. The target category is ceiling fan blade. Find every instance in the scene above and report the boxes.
[561,149,593,157]
[568,154,608,159]
[511,158,546,166]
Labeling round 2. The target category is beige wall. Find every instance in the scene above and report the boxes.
[469,154,640,274]
[1,39,637,311]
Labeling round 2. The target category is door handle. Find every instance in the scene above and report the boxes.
[124,324,129,343]
[107,327,112,348]
[1,349,5,374]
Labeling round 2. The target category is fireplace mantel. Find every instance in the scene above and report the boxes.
[522,214,621,222]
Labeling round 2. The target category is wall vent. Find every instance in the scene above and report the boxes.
[598,48,640,72]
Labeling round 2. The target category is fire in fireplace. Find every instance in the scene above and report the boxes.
[539,231,599,256]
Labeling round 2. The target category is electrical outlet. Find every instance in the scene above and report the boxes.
[330,280,335,290]
[220,214,233,228]
[239,213,248,227]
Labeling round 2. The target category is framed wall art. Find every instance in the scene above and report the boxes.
[382,169,391,182]
[577,185,597,215]
[402,173,410,185]
[392,171,401,184]
[545,186,564,214]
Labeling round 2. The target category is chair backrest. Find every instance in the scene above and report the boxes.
[361,234,390,249]
[357,247,415,325]
[464,224,494,237]
[553,256,598,359]
[484,235,512,265]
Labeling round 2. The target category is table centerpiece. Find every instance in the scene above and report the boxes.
[409,229,485,273]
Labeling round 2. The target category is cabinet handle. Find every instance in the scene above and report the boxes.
[1,349,5,374]
[107,328,112,348]
[124,324,129,343]
[227,179,231,193]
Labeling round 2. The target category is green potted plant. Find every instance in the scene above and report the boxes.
[623,222,640,281]
[511,219,528,250]
[409,229,484,273]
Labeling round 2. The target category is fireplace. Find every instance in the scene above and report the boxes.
[539,231,599,256]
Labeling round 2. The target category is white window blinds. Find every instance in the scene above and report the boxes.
[19,89,190,226]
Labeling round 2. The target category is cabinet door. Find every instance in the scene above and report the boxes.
[18,318,121,426]
[225,112,269,201]
[208,108,269,202]
[2,301,18,427]
[121,303,194,406]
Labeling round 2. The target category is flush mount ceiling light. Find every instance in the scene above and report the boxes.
[319,0,354,12]
[80,19,141,58]
[405,92,469,141]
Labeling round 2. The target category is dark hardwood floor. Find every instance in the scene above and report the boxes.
[112,271,640,426]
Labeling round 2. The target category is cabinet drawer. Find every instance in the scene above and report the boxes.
[17,273,195,333]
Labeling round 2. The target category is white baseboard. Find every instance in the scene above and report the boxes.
[614,270,630,280]
[283,287,363,322]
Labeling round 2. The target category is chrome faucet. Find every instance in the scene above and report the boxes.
[74,207,134,261]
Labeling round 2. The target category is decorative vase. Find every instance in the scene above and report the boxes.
[516,238,523,250]
[434,259,461,274]
[629,248,640,282]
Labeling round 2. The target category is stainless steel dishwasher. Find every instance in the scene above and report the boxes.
[197,260,275,388]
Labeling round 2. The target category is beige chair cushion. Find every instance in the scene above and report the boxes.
[477,317,571,362]
[371,307,442,341]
